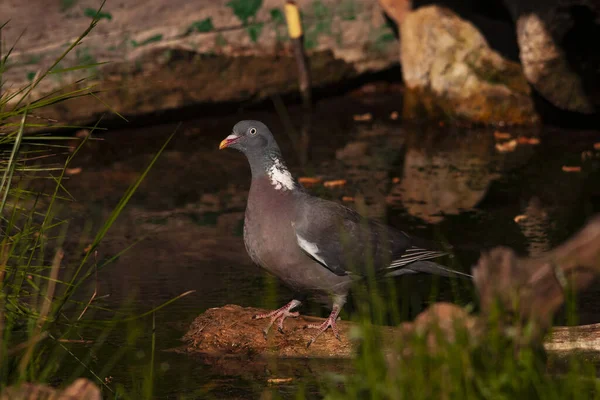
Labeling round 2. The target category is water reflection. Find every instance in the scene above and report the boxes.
[50,96,600,398]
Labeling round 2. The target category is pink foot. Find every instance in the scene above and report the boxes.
[305,306,342,348]
[253,300,302,338]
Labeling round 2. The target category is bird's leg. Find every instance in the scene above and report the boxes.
[305,304,342,348]
[253,299,302,338]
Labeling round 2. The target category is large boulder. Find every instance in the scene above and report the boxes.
[399,5,538,125]
[503,0,600,114]
[0,0,398,124]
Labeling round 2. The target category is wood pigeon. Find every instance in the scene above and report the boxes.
[219,120,471,347]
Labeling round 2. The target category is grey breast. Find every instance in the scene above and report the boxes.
[243,177,353,297]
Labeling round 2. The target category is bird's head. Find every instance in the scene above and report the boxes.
[219,120,275,154]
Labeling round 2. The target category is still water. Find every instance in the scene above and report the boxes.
[56,92,600,398]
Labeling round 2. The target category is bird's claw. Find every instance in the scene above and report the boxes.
[304,307,342,347]
[253,301,301,339]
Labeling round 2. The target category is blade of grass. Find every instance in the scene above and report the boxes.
[0,106,27,216]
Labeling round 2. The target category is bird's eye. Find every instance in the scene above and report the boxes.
[249,127,257,135]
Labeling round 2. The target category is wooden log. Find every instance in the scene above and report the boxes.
[181,303,600,359]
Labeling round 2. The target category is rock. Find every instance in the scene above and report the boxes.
[503,0,600,114]
[0,0,398,124]
[0,379,101,400]
[378,0,412,24]
[399,5,538,125]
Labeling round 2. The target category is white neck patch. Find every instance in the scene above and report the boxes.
[268,157,295,191]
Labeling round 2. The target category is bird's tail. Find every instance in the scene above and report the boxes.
[386,260,472,279]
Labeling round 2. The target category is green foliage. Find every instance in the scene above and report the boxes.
[226,0,262,24]
[303,1,333,50]
[83,8,112,21]
[247,22,264,43]
[187,18,214,33]
[270,8,285,25]
[226,0,263,42]
[130,34,163,48]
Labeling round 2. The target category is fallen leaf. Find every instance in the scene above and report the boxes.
[392,177,400,184]
[562,166,581,172]
[267,378,293,385]
[353,113,372,122]
[594,142,600,150]
[342,196,354,202]
[298,176,322,185]
[495,139,517,153]
[323,179,347,188]
[389,111,399,120]
[514,215,528,223]
[517,136,540,145]
[65,167,83,175]
[494,131,512,140]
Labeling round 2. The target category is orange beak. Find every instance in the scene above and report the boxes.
[219,134,240,150]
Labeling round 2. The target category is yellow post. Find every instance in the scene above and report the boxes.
[284,2,303,39]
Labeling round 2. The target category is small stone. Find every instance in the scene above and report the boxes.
[494,131,512,140]
[323,180,347,188]
[353,113,372,122]
[514,215,528,223]
[298,177,322,186]
[495,139,517,153]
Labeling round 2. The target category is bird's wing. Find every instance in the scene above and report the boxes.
[293,195,447,277]
[291,199,358,276]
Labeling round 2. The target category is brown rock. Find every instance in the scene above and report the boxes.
[400,6,538,125]
[378,0,412,24]
[503,0,600,114]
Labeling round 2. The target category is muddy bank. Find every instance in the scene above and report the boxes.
[1,0,398,125]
